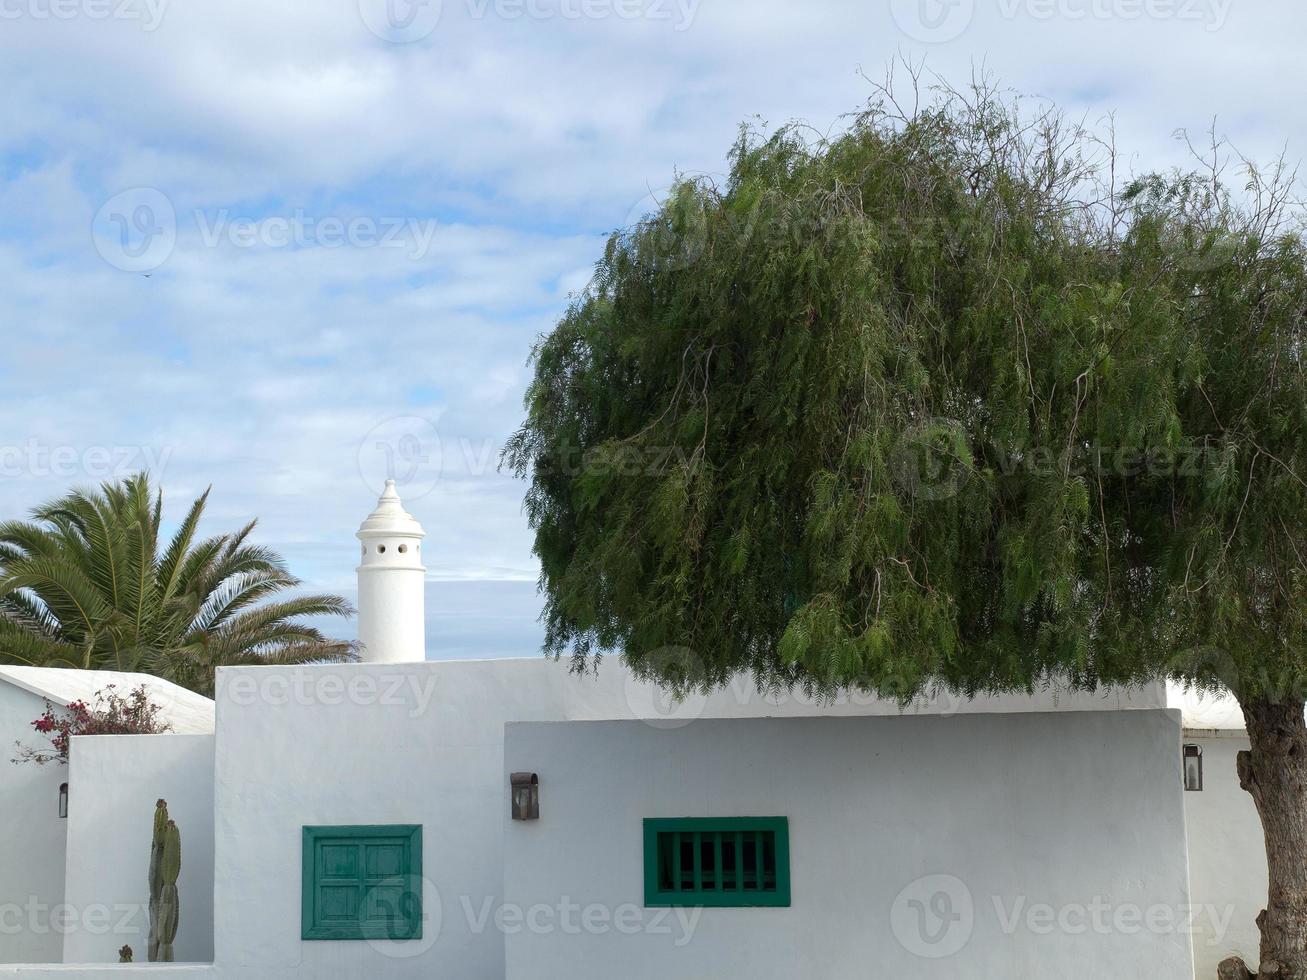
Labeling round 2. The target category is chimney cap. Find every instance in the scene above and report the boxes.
[357,479,426,538]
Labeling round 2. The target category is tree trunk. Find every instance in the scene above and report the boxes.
[1221,958,1256,980]
[1232,697,1307,979]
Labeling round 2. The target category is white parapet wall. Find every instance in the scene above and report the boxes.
[503,711,1196,980]
[0,683,69,964]
[0,968,214,977]
[63,735,216,964]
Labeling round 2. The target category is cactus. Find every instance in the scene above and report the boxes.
[147,799,166,960]
[147,800,181,962]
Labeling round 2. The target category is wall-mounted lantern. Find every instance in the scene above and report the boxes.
[1183,744,1203,792]
[58,782,68,819]
[510,772,539,821]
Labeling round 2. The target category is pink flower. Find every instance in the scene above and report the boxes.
[16,685,170,766]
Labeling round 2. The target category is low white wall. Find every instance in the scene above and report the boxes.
[63,735,215,964]
[0,968,211,977]
[0,683,68,964]
[210,659,1164,978]
[503,711,1194,980]
[1184,734,1265,977]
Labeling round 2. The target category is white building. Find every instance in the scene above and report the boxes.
[0,482,1266,978]
[0,665,215,965]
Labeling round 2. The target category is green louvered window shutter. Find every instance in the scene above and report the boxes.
[301,825,423,940]
[643,817,790,908]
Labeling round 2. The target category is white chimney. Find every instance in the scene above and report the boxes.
[355,479,426,663]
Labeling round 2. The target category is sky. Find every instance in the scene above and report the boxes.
[0,0,1302,658]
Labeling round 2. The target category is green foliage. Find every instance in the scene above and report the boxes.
[506,80,1307,705]
[0,474,355,695]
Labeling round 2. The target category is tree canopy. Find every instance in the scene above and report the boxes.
[506,77,1307,707]
[0,473,355,695]
[508,79,1307,974]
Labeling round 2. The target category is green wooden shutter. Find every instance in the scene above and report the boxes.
[302,825,423,940]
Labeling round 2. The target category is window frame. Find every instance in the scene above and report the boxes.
[643,816,791,908]
[301,824,423,940]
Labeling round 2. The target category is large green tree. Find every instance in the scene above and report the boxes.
[0,473,355,695]
[507,79,1307,977]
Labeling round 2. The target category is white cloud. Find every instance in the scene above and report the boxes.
[0,0,1302,656]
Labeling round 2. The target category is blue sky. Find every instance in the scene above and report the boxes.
[0,0,1302,657]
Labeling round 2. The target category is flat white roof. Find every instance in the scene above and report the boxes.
[1165,681,1246,733]
[2,660,1239,739]
[0,666,215,734]
[216,656,1176,723]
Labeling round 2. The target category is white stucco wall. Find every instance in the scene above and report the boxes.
[0,682,68,964]
[2,656,1262,979]
[1184,733,1265,977]
[62,735,215,964]
[503,711,1195,980]
[0,967,212,977]
[206,659,1172,979]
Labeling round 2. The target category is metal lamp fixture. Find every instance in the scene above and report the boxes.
[58,782,68,819]
[1183,744,1203,792]
[510,772,539,821]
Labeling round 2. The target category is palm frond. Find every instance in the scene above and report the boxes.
[0,475,356,694]
[157,487,210,603]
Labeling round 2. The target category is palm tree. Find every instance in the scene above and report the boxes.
[0,474,355,695]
